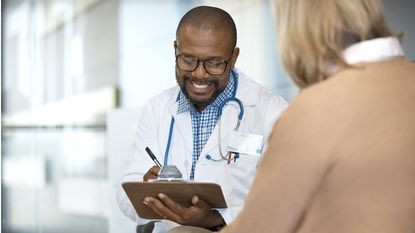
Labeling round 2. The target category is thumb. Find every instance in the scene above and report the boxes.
[191,195,200,206]
[192,195,210,209]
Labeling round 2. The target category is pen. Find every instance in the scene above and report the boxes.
[145,147,162,167]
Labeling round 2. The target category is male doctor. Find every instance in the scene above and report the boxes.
[116,6,288,233]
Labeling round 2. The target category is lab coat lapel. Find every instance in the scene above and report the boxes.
[201,107,239,155]
[169,102,193,153]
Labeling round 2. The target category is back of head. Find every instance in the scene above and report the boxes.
[176,6,237,48]
[274,0,393,88]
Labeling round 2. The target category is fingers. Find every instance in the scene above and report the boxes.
[158,193,186,217]
[150,166,161,175]
[143,166,161,181]
[143,195,180,221]
[191,195,199,206]
[191,195,210,210]
[143,197,166,217]
[143,194,214,226]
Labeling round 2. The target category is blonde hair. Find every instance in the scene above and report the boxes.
[275,0,393,88]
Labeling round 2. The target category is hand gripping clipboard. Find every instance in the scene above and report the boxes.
[122,181,227,219]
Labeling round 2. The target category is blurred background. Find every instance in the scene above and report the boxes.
[1,0,414,233]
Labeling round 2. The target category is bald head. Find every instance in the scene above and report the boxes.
[176,6,237,48]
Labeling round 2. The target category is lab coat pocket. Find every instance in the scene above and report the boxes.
[224,152,261,206]
[227,131,264,157]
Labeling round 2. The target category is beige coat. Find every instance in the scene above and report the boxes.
[222,58,415,233]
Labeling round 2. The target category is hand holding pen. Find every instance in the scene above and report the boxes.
[143,166,160,181]
[143,147,162,181]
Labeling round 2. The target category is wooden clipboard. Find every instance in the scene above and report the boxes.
[122,181,227,219]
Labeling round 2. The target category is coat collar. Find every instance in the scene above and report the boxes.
[343,37,404,64]
[329,37,405,75]
[234,68,259,107]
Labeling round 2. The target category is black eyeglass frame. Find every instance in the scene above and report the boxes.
[174,51,234,75]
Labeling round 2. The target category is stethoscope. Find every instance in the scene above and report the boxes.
[163,69,244,166]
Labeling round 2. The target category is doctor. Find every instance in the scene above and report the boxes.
[116,6,287,233]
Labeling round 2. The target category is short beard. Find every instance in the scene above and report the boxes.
[178,75,222,109]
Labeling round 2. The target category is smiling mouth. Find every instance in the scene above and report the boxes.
[186,79,215,93]
[192,82,209,90]
[182,76,218,95]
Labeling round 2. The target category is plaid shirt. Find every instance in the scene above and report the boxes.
[177,73,236,179]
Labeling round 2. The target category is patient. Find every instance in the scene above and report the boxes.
[170,0,415,232]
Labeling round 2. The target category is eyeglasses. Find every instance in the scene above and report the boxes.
[175,53,232,75]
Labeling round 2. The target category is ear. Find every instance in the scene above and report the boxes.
[230,47,240,68]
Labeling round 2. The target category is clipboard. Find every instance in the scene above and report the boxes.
[122,181,227,219]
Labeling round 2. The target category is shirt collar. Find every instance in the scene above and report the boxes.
[328,37,404,75]
[343,37,404,64]
[177,71,236,114]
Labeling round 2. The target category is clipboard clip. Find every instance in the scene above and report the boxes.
[157,165,183,181]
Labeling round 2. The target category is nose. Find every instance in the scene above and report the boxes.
[191,61,209,79]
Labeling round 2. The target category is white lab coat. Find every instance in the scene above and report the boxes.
[116,69,288,233]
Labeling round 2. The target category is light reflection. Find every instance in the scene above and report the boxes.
[3,156,47,187]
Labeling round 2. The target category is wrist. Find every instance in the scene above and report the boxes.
[206,210,226,231]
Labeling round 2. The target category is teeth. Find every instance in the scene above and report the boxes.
[192,83,208,89]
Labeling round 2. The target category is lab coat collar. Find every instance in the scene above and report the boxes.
[233,68,258,107]
[169,94,193,153]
